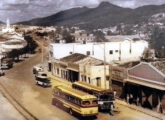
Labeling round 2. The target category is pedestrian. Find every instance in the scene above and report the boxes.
[109,103,114,116]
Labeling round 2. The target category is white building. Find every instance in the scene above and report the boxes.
[1,18,14,33]
[0,21,26,61]
[74,33,95,43]
[49,40,148,63]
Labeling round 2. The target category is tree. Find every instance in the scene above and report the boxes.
[117,24,122,35]
[150,27,165,58]
[93,31,107,42]
[7,49,20,61]
[24,35,38,53]
[62,29,75,43]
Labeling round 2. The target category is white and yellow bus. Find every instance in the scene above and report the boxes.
[52,85,98,117]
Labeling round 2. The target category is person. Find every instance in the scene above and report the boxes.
[109,103,114,115]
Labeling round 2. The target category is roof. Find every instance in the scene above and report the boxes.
[125,79,165,91]
[55,85,96,100]
[151,61,165,74]
[73,81,105,92]
[60,53,88,63]
[127,62,165,90]
[60,53,104,66]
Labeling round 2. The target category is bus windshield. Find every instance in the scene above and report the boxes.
[82,101,90,105]
[99,94,113,101]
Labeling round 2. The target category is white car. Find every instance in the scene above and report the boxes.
[33,66,43,74]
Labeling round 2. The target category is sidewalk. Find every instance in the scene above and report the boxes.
[0,92,25,120]
[47,72,72,88]
[116,99,165,120]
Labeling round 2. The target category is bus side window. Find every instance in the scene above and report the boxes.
[75,98,81,105]
[92,100,97,105]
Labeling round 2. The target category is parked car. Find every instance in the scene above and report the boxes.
[33,66,43,74]
[35,71,51,87]
[1,58,13,69]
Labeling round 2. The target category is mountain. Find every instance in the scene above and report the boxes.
[18,2,165,30]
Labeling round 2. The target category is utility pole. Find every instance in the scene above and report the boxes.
[104,43,106,89]
[42,38,44,65]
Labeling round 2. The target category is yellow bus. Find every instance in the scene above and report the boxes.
[52,85,98,117]
[72,81,115,111]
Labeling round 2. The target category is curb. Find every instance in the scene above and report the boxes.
[116,99,165,120]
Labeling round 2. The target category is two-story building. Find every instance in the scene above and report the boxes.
[49,40,148,63]
[49,53,110,89]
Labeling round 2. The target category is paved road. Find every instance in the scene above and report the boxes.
[0,52,160,120]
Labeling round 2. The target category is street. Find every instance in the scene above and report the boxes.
[0,52,161,120]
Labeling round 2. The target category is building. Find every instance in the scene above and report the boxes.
[123,61,165,113]
[49,53,110,89]
[74,33,95,43]
[49,40,148,63]
[109,61,165,114]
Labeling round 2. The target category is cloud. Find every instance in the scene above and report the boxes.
[0,0,165,23]
[0,0,29,5]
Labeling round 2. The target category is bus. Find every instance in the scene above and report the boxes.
[72,81,115,111]
[35,71,51,87]
[52,85,98,117]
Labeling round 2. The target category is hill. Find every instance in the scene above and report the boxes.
[18,2,165,30]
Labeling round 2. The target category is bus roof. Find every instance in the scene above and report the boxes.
[73,81,106,92]
[55,86,96,100]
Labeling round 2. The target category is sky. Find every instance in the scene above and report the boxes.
[0,0,165,23]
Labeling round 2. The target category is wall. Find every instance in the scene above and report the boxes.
[79,65,110,89]
[50,40,148,63]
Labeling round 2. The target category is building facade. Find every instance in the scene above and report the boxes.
[49,53,110,89]
[49,40,148,63]
[124,62,165,114]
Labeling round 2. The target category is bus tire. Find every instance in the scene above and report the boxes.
[69,109,73,115]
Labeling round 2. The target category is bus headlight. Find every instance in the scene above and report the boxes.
[98,101,103,104]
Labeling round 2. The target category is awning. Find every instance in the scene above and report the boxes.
[124,79,165,91]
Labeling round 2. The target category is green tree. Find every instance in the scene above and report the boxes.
[93,31,107,42]
[62,29,75,43]
[150,27,165,58]
[24,35,38,53]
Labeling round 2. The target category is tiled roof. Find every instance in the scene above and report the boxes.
[60,53,88,63]
[60,53,104,66]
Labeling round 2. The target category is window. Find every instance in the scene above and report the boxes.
[86,51,90,55]
[88,77,91,83]
[96,77,101,87]
[84,76,87,82]
[82,101,90,105]
[106,76,109,80]
[81,75,84,81]
[115,50,119,52]
[57,68,59,75]
[92,100,97,105]
[109,50,113,54]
